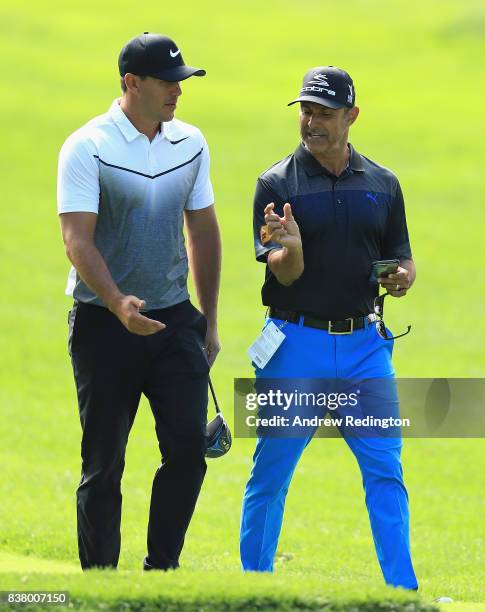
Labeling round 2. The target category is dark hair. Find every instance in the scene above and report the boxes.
[120,74,147,93]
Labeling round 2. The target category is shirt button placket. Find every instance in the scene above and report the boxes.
[148,143,155,175]
[334,183,345,221]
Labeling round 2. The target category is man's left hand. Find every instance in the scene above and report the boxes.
[204,324,221,367]
[378,266,410,298]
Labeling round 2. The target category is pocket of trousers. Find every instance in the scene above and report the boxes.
[187,304,210,368]
[67,303,79,357]
[189,303,208,338]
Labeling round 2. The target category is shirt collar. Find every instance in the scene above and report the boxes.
[109,99,165,143]
[294,142,365,177]
[348,143,365,172]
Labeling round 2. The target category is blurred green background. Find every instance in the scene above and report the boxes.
[1,0,484,609]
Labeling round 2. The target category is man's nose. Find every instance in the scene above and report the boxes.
[307,115,320,129]
[172,81,182,96]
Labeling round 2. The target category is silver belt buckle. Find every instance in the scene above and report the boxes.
[328,318,354,335]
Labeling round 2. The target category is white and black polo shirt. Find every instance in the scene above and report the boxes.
[57,99,214,310]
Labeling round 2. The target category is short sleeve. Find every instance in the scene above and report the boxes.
[253,177,285,262]
[185,135,214,210]
[382,179,412,261]
[57,135,100,214]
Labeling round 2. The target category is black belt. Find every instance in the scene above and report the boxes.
[268,307,376,335]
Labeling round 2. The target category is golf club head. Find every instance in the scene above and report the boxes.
[205,412,232,458]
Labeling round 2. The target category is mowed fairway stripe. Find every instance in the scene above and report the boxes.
[0,552,80,574]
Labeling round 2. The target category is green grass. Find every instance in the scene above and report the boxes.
[1,0,484,609]
[0,560,435,611]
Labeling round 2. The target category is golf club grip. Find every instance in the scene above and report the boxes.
[208,377,221,414]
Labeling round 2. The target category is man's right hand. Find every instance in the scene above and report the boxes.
[264,202,302,251]
[108,295,166,336]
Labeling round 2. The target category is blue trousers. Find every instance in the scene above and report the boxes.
[240,317,418,590]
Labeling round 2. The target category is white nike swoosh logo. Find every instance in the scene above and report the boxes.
[170,48,180,58]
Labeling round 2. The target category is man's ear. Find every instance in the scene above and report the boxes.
[347,106,360,125]
[123,73,140,94]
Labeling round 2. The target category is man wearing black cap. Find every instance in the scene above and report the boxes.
[240,67,418,590]
[57,33,221,571]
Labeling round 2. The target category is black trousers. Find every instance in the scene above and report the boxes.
[67,299,209,570]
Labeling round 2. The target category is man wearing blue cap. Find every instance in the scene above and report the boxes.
[57,33,221,571]
[240,67,418,590]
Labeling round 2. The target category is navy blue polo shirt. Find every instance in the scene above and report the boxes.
[253,143,412,319]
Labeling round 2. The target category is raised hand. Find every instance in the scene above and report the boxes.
[263,202,302,251]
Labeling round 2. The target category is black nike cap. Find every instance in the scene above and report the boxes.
[118,32,206,82]
[288,66,355,109]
